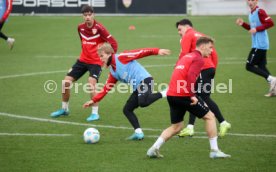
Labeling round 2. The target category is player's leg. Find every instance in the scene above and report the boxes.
[86,64,102,121]
[137,77,162,107]
[147,96,186,158]
[51,60,86,117]
[201,68,231,137]
[246,48,269,79]
[0,22,15,50]
[123,92,144,140]
[256,50,276,97]
[189,98,230,158]
[178,73,203,137]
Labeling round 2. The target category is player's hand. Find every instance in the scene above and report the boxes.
[236,18,243,26]
[249,28,257,34]
[190,96,198,105]
[158,49,171,56]
[83,100,94,108]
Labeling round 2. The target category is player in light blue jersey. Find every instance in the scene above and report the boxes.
[236,0,276,97]
[0,0,14,49]
[83,43,171,140]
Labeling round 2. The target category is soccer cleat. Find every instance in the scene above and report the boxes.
[86,113,100,122]
[50,109,69,118]
[219,122,231,137]
[147,147,164,158]
[126,132,144,140]
[268,78,276,94]
[7,38,15,50]
[264,92,276,97]
[210,150,231,159]
[178,127,194,137]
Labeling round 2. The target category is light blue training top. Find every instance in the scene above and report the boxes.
[249,7,269,50]
[110,54,151,91]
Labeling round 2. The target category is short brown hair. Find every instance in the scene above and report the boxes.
[196,36,214,47]
[97,43,115,55]
[81,5,94,13]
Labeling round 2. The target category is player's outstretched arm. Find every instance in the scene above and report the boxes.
[158,49,171,56]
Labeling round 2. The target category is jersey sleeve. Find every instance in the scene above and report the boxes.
[1,0,12,21]
[241,22,251,30]
[97,23,118,53]
[179,35,193,58]
[256,9,274,32]
[92,73,118,103]
[118,48,159,64]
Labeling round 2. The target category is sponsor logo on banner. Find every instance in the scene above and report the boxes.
[12,0,106,7]
[122,0,132,8]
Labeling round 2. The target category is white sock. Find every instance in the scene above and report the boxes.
[62,102,69,111]
[267,75,273,83]
[187,124,194,129]
[152,137,165,149]
[92,106,99,114]
[209,136,219,151]
[160,88,168,98]
[220,121,227,125]
[135,128,143,134]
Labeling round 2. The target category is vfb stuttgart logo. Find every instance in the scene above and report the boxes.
[122,0,132,8]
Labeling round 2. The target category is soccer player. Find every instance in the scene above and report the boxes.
[236,0,276,97]
[51,5,118,121]
[147,37,231,159]
[83,43,170,140]
[0,0,15,49]
[176,19,231,137]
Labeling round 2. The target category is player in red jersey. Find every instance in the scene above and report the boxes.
[0,0,15,49]
[51,5,118,122]
[147,37,231,159]
[176,19,231,138]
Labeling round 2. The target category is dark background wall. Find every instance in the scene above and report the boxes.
[12,0,187,14]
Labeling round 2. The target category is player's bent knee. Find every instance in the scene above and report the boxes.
[203,111,215,120]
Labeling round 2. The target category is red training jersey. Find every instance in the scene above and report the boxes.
[1,0,12,21]
[78,20,118,65]
[92,48,160,103]
[241,6,274,31]
[179,28,218,70]
[167,50,204,97]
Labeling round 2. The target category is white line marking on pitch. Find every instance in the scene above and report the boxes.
[0,133,71,137]
[0,60,275,80]
[1,112,276,138]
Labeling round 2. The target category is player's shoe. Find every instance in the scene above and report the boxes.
[264,92,276,97]
[267,78,276,96]
[178,127,194,137]
[126,132,144,140]
[7,38,15,50]
[219,122,231,137]
[86,113,100,122]
[147,147,164,158]
[50,109,69,118]
[210,149,231,159]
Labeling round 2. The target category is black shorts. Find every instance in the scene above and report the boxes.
[247,48,267,66]
[196,68,216,98]
[167,96,209,124]
[67,60,102,81]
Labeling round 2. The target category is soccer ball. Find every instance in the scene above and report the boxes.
[83,128,100,144]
